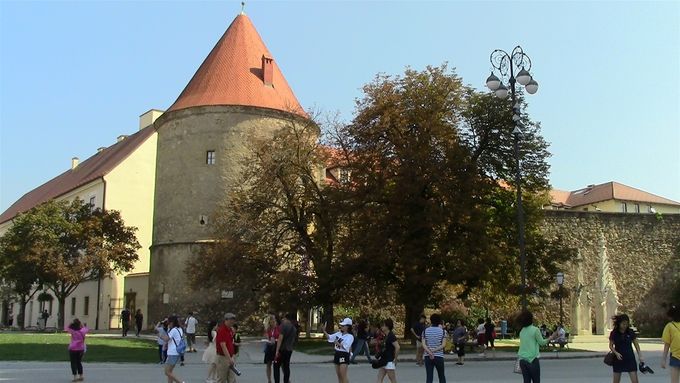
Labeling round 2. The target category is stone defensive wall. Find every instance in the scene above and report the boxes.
[540,210,680,334]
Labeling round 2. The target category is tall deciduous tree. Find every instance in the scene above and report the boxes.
[334,64,574,335]
[0,199,140,328]
[187,117,353,327]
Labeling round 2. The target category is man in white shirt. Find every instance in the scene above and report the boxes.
[185,312,198,353]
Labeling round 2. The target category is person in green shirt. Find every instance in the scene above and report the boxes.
[516,310,559,383]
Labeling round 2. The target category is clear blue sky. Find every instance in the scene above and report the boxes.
[1,1,679,212]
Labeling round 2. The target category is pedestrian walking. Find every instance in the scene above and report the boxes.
[375,318,400,383]
[135,309,144,337]
[215,313,237,383]
[264,314,280,383]
[411,315,427,366]
[202,320,218,383]
[350,319,373,364]
[156,318,169,364]
[452,319,468,365]
[476,318,486,356]
[369,322,385,357]
[485,318,495,350]
[41,309,50,330]
[162,315,185,383]
[422,313,447,383]
[324,317,354,383]
[65,318,88,382]
[274,313,297,383]
[609,314,644,383]
[661,304,680,383]
[516,310,559,383]
[120,307,131,337]
[185,312,198,353]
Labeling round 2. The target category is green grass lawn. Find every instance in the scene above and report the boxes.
[0,332,159,363]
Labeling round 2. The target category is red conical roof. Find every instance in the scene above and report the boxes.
[167,14,306,117]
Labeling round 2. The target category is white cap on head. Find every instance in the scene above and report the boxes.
[339,318,352,326]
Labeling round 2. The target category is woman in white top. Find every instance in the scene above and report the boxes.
[323,318,354,383]
[161,316,184,383]
[202,320,218,383]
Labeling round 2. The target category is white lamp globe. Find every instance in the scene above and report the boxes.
[525,79,538,94]
[516,67,532,86]
[494,83,509,99]
[486,73,501,91]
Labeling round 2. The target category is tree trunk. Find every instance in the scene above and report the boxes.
[322,302,334,333]
[403,302,425,341]
[56,296,66,329]
[17,295,27,330]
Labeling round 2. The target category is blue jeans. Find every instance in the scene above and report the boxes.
[520,358,540,383]
[350,338,372,362]
[425,356,446,383]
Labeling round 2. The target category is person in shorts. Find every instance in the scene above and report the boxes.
[376,318,400,383]
[161,316,184,383]
[411,315,427,366]
[661,304,680,383]
[324,318,354,383]
[452,319,468,365]
[185,312,198,353]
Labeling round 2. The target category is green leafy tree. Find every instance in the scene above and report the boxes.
[0,199,140,328]
[334,64,575,335]
[187,117,353,328]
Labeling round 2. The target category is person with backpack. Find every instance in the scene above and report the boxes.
[162,315,185,383]
[661,304,680,383]
[422,313,447,383]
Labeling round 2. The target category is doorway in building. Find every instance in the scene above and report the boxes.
[125,292,137,314]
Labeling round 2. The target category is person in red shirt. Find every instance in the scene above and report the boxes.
[215,313,237,383]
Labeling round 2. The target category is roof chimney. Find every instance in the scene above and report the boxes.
[139,109,164,130]
[71,157,79,170]
[117,135,128,143]
[262,55,273,87]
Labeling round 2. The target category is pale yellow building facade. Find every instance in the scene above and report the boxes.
[0,110,160,330]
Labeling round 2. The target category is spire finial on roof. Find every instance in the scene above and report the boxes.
[240,1,245,15]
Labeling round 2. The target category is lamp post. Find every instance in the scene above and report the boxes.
[485,46,538,311]
[556,272,565,327]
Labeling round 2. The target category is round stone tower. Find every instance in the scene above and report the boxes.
[148,13,307,318]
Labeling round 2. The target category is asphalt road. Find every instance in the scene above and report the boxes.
[0,352,671,383]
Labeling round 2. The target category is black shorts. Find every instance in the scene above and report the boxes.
[334,351,350,365]
[456,343,466,357]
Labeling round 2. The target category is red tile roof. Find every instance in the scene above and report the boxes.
[551,181,680,208]
[167,14,306,118]
[0,126,156,224]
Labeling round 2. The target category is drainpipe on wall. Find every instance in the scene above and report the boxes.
[95,177,107,330]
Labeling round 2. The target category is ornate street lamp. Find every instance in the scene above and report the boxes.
[556,272,565,326]
[485,45,538,311]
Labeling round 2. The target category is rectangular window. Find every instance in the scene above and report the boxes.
[647,205,653,213]
[634,204,640,213]
[89,196,96,209]
[71,297,76,316]
[339,168,350,184]
[206,150,216,165]
[83,296,89,316]
[621,202,627,213]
